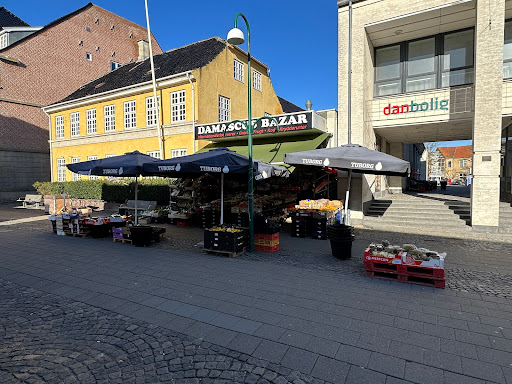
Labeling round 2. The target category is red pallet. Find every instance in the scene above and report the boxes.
[177,220,188,227]
[365,270,445,288]
[364,260,399,273]
[255,244,279,253]
[397,264,445,278]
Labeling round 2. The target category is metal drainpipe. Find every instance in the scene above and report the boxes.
[187,72,196,153]
[43,109,53,181]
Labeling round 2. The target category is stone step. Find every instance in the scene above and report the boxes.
[367,212,471,222]
[374,199,469,206]
[363,215,470,226]
[363,221,472,233]
[367,208,470,217]
[373,203,470,210]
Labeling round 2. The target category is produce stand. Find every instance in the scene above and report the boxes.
[287,199,343,239]
[364,241,446,288]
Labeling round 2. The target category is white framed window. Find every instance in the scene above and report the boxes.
[234,59,244,82]
[57,158,66,182]
[459,159,468,168]
[0,33,8,49]
[171,90,186,122]
[124,100,136,129]
[71,157,81,181]
[171,148,187,158]
[55,115,64,138]
[447,160,452,168]
[104,105,115,132]
[218,95,230,122]
[146,96,160,127]
[86,109,97,134]
[147,151,161,159]
[88,156,98,180]
[110,61,121,71]
[86,52,92,61]
[253,70,262,91]
[70,112,80,137]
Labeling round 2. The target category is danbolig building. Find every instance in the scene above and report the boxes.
[337,0,512,232]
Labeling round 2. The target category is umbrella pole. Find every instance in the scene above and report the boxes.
[220,173,224,225]
[345,170,352,225]
[134,176,138,226]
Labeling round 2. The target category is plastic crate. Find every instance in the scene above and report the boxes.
[255,233,279,240]
[255,244,279,253]
[254,238,279,246]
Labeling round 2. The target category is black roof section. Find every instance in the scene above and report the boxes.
[278,96,305,113]
[59,37,227,103]
[0,7,30,29]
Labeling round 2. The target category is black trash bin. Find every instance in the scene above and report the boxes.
[130,226,153,247]
[327,223,355,260]
[440,180,447,190]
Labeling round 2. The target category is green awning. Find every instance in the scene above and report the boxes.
[198,133,330,164]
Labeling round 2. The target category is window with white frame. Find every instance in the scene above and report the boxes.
[218,95,230,122]
[88,156,98,179]
[110,61,121,71]
[57,158,66,181]
[147,151,161,159]
[0,33,8,49]
[71,157,81,181]
[171,148,187,158]
[86,108,97,134]
[146,96,160,127]
[56,115,64,138]
[124,100,136,129]
[70,112,80,137]
[447,160,452,168]
[104,104,115,132]
[459,159,468,168]
[234,59,244,82]
[171,90,186,122]
[253,70,262,91]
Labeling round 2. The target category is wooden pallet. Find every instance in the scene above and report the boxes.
[65,232,89,238]
[113,237,132,244]
[365,270,445,288]
[203,248,244,258]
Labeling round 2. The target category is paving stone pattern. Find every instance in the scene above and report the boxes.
[1,222,512,384]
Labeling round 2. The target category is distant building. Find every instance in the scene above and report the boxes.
[428,149,446,180]
[0,3,162,199]
[438,145,473,181]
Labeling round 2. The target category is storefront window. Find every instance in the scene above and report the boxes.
[441,30,474,87]
[504,21,512,79]
[375,45,401,96]
[374,28,474,96]
[406,38,436,92]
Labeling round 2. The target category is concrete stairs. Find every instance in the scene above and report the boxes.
[364,196,512,234]
[499,203,512,234]
[363,197,472,233]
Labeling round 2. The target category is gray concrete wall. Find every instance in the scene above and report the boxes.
[0,149,50,199]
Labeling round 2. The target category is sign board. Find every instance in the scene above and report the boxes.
[195,111,313,140]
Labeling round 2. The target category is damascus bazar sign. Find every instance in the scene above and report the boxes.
[195,111,313,140]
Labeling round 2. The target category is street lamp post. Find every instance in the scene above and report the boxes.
[227,13,255,252]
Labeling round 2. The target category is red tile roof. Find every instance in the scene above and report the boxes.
[438,145,472,159]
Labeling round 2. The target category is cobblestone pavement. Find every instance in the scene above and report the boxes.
[0,280,322,384]
[1,204,512,383]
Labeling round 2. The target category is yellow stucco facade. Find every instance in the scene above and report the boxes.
[44,40,284,181]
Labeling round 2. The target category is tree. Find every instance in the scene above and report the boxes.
[424,142,443,179]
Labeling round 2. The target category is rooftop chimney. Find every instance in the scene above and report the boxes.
[137,40,149,61]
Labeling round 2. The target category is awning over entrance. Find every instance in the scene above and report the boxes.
[198,133,330,164]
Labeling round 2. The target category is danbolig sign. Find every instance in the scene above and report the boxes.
[195,111,313,140]
[383,98,449,116]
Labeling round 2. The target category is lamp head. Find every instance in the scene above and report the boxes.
[227,28,245,45]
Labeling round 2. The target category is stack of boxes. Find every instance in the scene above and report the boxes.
[204,227,248,254]
[254,232,279,252]
[201,209,220,228]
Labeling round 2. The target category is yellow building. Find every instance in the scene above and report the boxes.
[43,37,288,181]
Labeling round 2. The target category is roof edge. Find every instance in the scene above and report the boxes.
[337,0,366,8]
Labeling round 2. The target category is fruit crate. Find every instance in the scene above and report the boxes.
[204,228,248,253]
[254,238,279,247]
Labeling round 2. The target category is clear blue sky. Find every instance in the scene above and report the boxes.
[4,0,338,112]
[5,1,472,148]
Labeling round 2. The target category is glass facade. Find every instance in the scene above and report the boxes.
[374,28,474,96]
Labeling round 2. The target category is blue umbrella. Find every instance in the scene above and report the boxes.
[67,151,159,224]
[143,148,289,224]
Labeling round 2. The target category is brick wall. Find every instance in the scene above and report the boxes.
[0,4,162,193]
